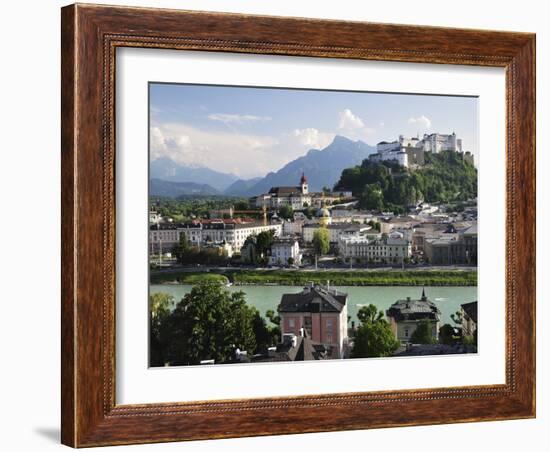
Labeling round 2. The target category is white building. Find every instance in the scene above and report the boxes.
[149,220,282,255]
[302,223,371,244]
[338,231,412,263]
[268,238,302,266]
[253,174,353,210]
[254,174,311,209]
[283,219,304,236]
[420,132,462,153]
[370,132,469,168]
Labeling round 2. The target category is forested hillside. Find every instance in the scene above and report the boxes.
[334,150,477,212]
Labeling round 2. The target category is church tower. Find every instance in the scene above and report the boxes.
[300,172,308,194]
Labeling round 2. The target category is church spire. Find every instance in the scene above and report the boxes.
[421,287,427,301]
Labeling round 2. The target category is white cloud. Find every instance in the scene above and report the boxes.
[338,109,365,130]
[292,128,335,150]
[207,113,272,124]
[408,115,432,129]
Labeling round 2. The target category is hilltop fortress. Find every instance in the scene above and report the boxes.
[370,132,474,168]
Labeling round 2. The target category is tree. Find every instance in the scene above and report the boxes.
[333,150,477,211]
[255,230,275,258]
[360,183,384,211]
[450,310,463,326]
[410,320,437,344]
[166,281,257,365]
[439,323,458,346]
[367,220,381,232]
[352,305,400,358]
[278,204,294,220]
[149,293,175,366]
[172,233,191,264]
[312,228,330,255]
[233,200,249,211]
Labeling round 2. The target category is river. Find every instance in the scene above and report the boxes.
[150,284,478,326]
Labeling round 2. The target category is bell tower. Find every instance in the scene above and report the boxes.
[300,172,308,194]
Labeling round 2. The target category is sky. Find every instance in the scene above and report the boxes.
[150,83,478,179]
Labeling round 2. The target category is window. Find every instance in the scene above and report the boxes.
[288,318,295,328]
[405,328,409,337]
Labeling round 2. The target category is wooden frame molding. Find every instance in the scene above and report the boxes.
[61,3,536,447]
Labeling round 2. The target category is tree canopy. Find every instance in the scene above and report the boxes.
[410,320,437,344]
[149,282,279,366]
[278,204,294,220]
[334,150,477,211]
[352,304,400,358]
[149,293,175,366]
[312,228,330,255]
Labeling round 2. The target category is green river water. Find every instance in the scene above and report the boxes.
[150,284,477,326]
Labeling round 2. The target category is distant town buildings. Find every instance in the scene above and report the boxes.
[386,289,441,343]
[278,284,349,358]
[149,219,282,255]
[302,223,371,244]
[424,224,477,265]
[253,173,352,210]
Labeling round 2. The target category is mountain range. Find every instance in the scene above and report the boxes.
[149,178,220,197]
[150,158,239,192]
[150,136,376,198]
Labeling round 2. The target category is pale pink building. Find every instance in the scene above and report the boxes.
[278,284,349,358]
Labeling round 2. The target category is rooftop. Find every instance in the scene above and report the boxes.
[386,289,441,321]
[278,284,347,314]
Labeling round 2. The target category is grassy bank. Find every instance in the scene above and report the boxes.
[151,269,476,286]
[151,272,229,285]
[230,270,476,286]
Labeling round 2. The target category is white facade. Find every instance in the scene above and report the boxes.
[149,221,282,255]
[370,149,408,167]
[338,232,412,263]
[372,132,465,168]
[268,239,302,266]
[420,132,462,153]
[283,219,304,236]
[302,224,371,244]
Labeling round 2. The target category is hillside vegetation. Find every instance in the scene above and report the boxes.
[334,150,477,213]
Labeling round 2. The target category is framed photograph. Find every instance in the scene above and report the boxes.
[61,4,536,447]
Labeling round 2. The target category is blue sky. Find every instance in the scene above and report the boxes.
[150,83,478,179]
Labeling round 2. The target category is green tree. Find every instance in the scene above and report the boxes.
[334,150,477,211]
[439,323,458,346]
[410,320,437,344]
[172,233,191,264]
[360,183,384,211]
[352,305,400,358]
[312,228,330,255]
[166,281,257,365]
[279,204,294,220]
[234,200,249,211]
[149,293,174,366]
[255,230,275,258]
